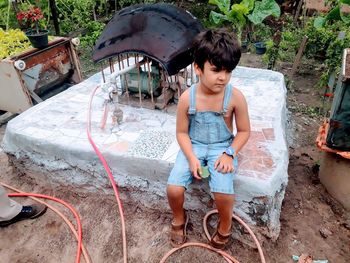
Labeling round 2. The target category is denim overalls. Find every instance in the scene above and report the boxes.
[167,83,238,194]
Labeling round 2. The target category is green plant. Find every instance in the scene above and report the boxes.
[250,22,274,41]
[302,18,349,87]
[187,2,212,28]
[79,20,105,49]
[262,15,350,88]
[262,38,277,67]
[54,0,96,35]
[314,0,350,28]
[0,28,31,59]
[320,29,350,87]
[265,23,303,64]
[118,0,156,9]
[0,0,15,30]
[208,0,280,38]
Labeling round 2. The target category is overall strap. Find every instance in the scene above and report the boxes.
[222,83,233,115]
[188,84,197,115]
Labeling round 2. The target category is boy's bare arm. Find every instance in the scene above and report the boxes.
[176,90,192,158]
[214,89,250,173]
[176,90,202,179]
[231,89,250,155]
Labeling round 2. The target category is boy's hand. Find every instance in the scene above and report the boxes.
[214,154,234,174]
[188,156,202,180]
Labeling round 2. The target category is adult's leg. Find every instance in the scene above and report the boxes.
[0,185,22,222]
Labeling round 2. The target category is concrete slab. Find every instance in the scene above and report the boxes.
[2,65,288,241]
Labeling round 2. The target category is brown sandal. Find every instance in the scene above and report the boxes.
[170,212,189,247]
[210,229,231,249]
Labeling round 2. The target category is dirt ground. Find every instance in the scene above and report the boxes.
[0,53,350,263]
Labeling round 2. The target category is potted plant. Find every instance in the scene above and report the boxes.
[16,6,49,49]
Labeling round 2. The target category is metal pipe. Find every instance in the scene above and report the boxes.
[126,53,130,67]
[109,58,146,83]
[163,70,169,110]
[109,58,114,73]
[175,74,181,101]
[117,55,121,71]
[191,63,194,85]
[121,54,125,69]
[135,55,142,107]
[101,63,106,83]
[146,58,154,105]
[124,55,131,104]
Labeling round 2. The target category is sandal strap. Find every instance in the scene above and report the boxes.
[171,211,189,231]
[210,230,231,249]
[171,233,185,240]
[171,231,186,242]
[170,211,189,247]
[216,230,231,240]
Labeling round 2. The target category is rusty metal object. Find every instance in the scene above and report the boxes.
[92,3,203,76]
[0,37,82,113]
[21,44,72,95]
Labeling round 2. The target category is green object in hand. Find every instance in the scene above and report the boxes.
[201,166,210,178]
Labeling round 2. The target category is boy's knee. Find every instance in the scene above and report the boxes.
[167,185,185,198]
[213,192,235,204]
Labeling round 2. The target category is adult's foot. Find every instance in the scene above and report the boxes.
[0,204,47,227]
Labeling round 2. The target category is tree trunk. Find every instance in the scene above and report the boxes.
[49,0,60,35]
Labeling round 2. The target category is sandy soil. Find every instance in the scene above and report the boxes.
[0,54,349,263]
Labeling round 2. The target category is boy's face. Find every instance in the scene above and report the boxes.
[194,61,232,93]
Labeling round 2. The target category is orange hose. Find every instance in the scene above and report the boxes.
[0,186,83,263]
[0,182,91,263]
[159,242,239,263]
[160,209,267,263]
[87,85,128,263]
[8,193,82,263]
[203,210,266,263]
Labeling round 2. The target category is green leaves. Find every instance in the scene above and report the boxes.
[229,3,250,27]
[314,17,327,28]
[241,0,255,11]
[248,0,281,25]
[209,0,281,29]
[340,1,350,24]
[0,29,31,59]
[314,0,350,28]
[209,0,231,13]
[209,11,228,25]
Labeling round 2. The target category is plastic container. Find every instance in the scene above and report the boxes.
[254,42,266,55]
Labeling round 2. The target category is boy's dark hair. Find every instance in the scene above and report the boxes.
[193,29,241,72]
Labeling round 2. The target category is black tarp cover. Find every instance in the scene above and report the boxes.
[326,81,350,151]
[92,3,204,75]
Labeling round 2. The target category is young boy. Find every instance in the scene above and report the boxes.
[167,28,250,248]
